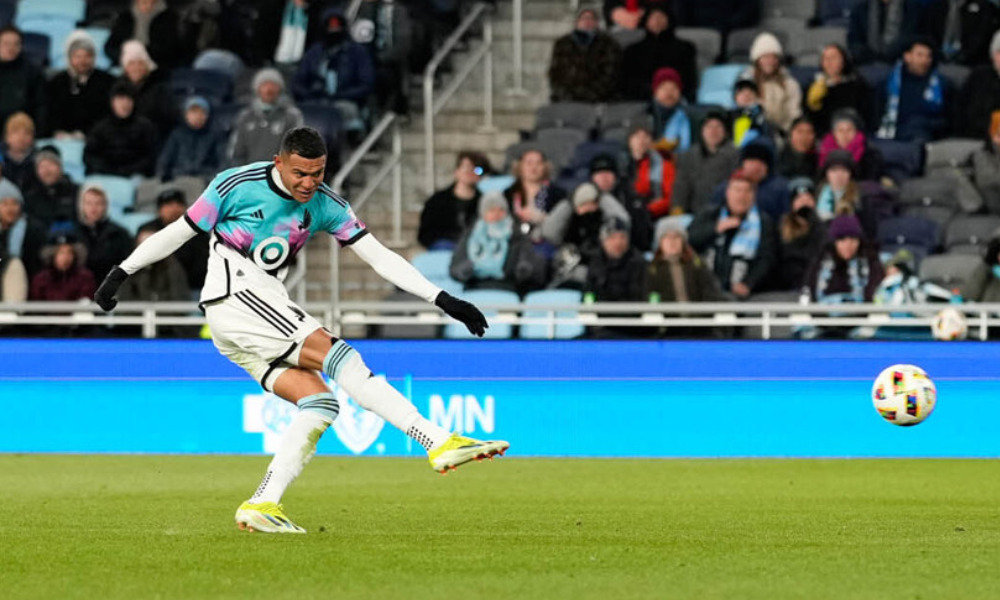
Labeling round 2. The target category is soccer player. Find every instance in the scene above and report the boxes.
[94,127,509,534]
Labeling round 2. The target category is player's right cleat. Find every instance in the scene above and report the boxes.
[234,501,306,534]
[428,434,509,474]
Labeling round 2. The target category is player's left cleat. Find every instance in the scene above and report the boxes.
[428,434,509,474]
[234,501,306,534]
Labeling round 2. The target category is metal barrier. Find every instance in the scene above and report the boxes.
[3,301,997,340]
[423,2,494,194]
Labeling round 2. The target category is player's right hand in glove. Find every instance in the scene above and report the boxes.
[435,290,488,337]
[94,266,129,311]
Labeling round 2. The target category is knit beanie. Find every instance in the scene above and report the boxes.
[740,141,774,170]
[120,40,157,71]
[600,216,630,239]
[34,145,62,168]
[750,32,783,61]
[788,176,815,197]
[831,107,863,131]
[478,191,508,218]
[652,67,682,93]
[589,154,618,175]
[572,182,600,209]
[823,149,856,174]
[0,178,23,204]
[253,67,285,91]
[828,214,863,241]
[64,30,96,59]
[184,95,210,114]
[654,216,689,245]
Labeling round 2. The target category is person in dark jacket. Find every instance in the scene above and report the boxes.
[777,116,819,180]
[646,218,725,303]
[819,108,884,181]
[157,96,226,182]
[775,178,827,291]
[118,224,190,302]
[84,82,158,177]
[689,169,778,298]
[971,112,1000,214]
[117,40,176,140]
[959,31,1000,138]
[2,111,38,193]
[805,214,884,304]
[875,37,952,144]
[919,0,1000,66]
[29,235,95,301]
[710,141,790,222]
[674,0,759,36]
[292,7,376,132]
[848,0,926,65]
[672,111,739,215]
[586,216,646,302]
[0,26,46,135]
[105,0,186,69]
[22,146,79,232]
[138,187,209,292]
[548,8,623,103]
[805,44,874,136]
[0,178,46,279]
[622,6,697,102]
[74,185,133,283]
[418,151,489,250]
[603,0,674,30]
[46,30,115,139]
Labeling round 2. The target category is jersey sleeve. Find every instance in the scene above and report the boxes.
[184,176,229,232]
[326,201,368,246]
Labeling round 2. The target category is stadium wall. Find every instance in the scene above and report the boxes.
[1,340,997,458]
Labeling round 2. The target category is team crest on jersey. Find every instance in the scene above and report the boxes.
[299,209,312,231]
[253,236,290,270]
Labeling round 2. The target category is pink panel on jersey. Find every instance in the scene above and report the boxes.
[187,195,220,230]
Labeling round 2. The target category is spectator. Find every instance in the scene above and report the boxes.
[157,96,226,183]
[353,0,415,113]
[502,148,566,236]
[604,0,674,30]
[589,153,652,251]
[229,68,304,166]
[117,40,175,139]
[46,30,115,140]
[874,248,954,305]
[876,37,951,144]
[586,217,646,302]
[22,146,79,233]
[293,7,376,134]
[626,125,675,220]
[139,188,209,292]
[2,112,38,192]
[964,235,1000,302]
[729,79,773,147]
[689,170,778,298]
[118,224,190,302]
[777,116,819,180]
[74,185,133,283]
[820,108,884,182]
[646,217,725,304]
[710,141,790,222]
[0,27,46,135]
[816,150,861,221]
[959,31,1000,139]
[622,6,697,102]
[848,0,924,65]
[805,214,884,304]
[84,82,158,177]
[674,0,759,36]
[105,0,186,69]
[418,151,489,250]
[672,111,739,215]
[920,0,1000,66]
[805,44,874,137]
[649,67,691,152]
[775,178,827,291]
[548,8,623,103]
[449,192,546,294]
[0,178,46,279]
[29,235,95,301]
[972,111,1000,214]
[741,33,801,134]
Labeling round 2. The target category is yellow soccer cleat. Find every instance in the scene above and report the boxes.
[428,434,509,474]
[234,501,306,534]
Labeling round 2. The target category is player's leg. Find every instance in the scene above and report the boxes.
[236,367,337,534]
[296,328,509,472]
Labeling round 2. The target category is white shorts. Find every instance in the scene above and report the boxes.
[205,287,325,392]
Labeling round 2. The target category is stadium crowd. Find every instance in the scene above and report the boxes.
[417,0,1000,338]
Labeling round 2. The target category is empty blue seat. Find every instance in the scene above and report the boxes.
[36,137,85,167]
[869,138,922,182]
[443,289,519,339]
[117,212,155,236]
[16,0,85,21]
[411,250,463,296]
[696,64,747,109]
[19,31,49,68]
[877,216,941,255]
[211,102,246,137]
[519,289,584,339]
[16,14,75,67]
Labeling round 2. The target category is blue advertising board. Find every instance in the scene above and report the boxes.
[0,339,997,457]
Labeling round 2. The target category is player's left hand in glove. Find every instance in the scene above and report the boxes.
[94,266,129,311]
[435,290,488,337]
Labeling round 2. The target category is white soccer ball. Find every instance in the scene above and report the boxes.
[931,307,967,341]
[871,364,937,426]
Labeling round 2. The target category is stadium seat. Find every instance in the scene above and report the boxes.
[15,14,75,68]
[857,62,892,89]
[80,27,112,70]
[601,102,649,130]
[443,289,518,339]
[762,0,816,20]
[534,103,600,133]
[117,212,155,236]
[938,64,971,90]
[675,27,722,72]
[371,290,440,339]
[565,140,628,176]
[818,0,855,27]
[696,64,747,108]
[792,27,848,66]
[477,175,515,194]
[83,175,136,219]
[524,128,586,171]
[519,289,585,339]
[877,216,941,257]
[193,49,244,82]
[19,31,49,68]
[726,28,791,63]
[898,177,961,228]
[63,162,84,184]
[16,0,85,22]
[924,138,982,171]
[788,65,819,94]
[37,137,85,167]
[411,250,463,296]
[211,102,246,137]
[944,215,1000,255]
[168,68,234,107]
[918,253,981,290]
[869,138,922,182]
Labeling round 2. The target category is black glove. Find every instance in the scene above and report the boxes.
[435,290,488,337]
[94,266,129,312]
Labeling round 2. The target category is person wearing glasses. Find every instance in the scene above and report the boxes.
[417,150,492,250]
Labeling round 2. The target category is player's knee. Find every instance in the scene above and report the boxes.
[297,392,340,424]
[322,338,359,381]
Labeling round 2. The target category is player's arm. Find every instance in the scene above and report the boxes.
[93,217,200,311]
[348,234,488,336]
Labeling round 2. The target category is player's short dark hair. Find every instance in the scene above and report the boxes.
[280,127,327,159]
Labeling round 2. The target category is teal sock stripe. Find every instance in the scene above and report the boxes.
[298,392,340,421]
[322,340,358,382]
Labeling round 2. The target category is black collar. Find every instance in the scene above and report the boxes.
[266,163,295,201]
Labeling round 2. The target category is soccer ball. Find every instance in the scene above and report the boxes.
[871,364,937,426]
[931,307,967,341]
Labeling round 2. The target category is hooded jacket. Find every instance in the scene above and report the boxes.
[621,7,698,102]
[292,8,376,104]
[46,31,115,136]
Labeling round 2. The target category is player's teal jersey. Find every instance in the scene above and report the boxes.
[185,161,366,273]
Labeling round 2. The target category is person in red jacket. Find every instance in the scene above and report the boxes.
[29,235,95,301]
[626,125,676,220]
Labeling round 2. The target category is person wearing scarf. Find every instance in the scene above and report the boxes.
[0,178,46,279]
[688,169,777,298]
[816,150,861,221]
[876,37,949,143]
[819,108,884,181]
[46,30,115,139]
[627,125,676,219]
[729,79,773,148]
[548,8,623,103]
[106,0,185,69]
[502,148,566,236]
[648,67,691,152]
[806,214,883,305]
[646,217,724,303]
[805,44,873,137]
[672,111,739,215]
[776,178,827,291]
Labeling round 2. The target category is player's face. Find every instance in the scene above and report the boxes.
[276,152,327,203]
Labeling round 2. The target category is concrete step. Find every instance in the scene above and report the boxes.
[494,1,578,21]
[492,18,573,40]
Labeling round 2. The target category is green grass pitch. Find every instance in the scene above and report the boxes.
[2,455,999,600]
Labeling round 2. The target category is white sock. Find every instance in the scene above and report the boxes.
[330,350,451,451]
[250,394,338,504]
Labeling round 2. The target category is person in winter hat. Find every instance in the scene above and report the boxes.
[741,32,802,133]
